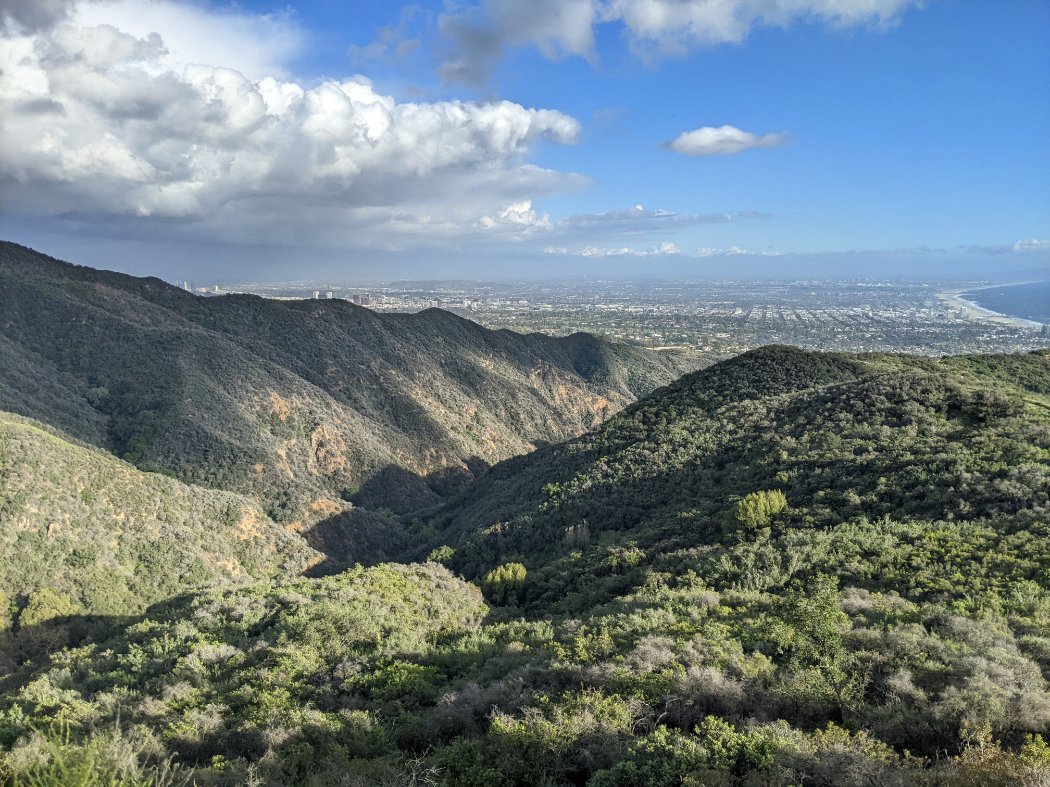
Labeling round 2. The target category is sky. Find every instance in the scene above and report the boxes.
[0,0,1048,282]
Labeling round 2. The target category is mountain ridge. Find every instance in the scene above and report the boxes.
[413,344,1050,611]
[0,241,694,527]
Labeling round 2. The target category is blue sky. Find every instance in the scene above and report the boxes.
[1,0,1047,280]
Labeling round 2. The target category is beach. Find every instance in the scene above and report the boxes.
[937,286,1045,330]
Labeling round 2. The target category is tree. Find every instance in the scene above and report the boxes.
[733,490,788,528]
[482,562,527,605]
[782,576,860,719]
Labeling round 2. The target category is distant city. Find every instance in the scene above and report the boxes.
[178,278,1050,361]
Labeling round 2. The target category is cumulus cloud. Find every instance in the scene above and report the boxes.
[0,0,584,250]
[667,125,787,156]
[438,0,923,83]
[478,200,551,229]
[69,0,306,81]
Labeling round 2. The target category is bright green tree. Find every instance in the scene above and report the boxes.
[733,489,788,528]
[481,562,527,605]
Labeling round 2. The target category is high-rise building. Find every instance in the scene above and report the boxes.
[325,291,334,299]
[312,290,320,300]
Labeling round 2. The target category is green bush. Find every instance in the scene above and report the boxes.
[481,562,527,605]
[733,489,789,529]
[428,545,455,564]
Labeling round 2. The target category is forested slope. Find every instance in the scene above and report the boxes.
[0,411,318,666]
[0,242,691,523]
[1,347,1048,784]
[419,346,1050,611]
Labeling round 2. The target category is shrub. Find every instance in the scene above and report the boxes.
[733,490,788,529]
[427,545,455,564]
[17,590,79,630]
[481,563,527,605]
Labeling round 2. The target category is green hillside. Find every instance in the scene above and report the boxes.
[0,411,319,667]
[1,347,1048,784]
[419,346,1050,612]
[0,242,691,525]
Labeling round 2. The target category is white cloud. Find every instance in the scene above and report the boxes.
[578,241,681,257]
[478,200,551,229]
[0,1,584,249]
[695,245,751,256]
[473,204,770,247]
[1012,239,1050,253]
[575,243,680,259]
[438,0,923,83]
[668,125,786,156]
[72,0,305,81]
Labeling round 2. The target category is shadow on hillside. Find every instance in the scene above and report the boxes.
[0,589,229,689]
[349,457,490,515]
[302,506,409,577]
[302,457,490,577]
[0,611,143,687]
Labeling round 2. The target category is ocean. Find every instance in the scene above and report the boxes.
[962,281,1050,324]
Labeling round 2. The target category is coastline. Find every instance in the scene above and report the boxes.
[936,283,1045,329]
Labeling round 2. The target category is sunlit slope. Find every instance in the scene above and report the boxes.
[0,411,318,623]
[0,241,692,522]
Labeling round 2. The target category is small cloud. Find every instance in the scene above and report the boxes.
[667,125,787,156]
[478,200,550,230]
[1012,238,1050,253]
[574,242,682,257]
[695,245,749,256]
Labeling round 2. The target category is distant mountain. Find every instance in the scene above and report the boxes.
[0,242,693,526]
[417,345,1050,611]
[0,410,318,665]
